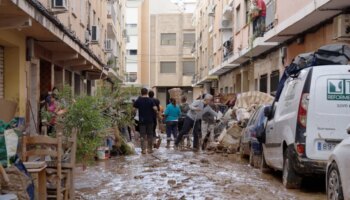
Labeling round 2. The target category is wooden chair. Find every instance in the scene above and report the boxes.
[22,132,69,200]
[61,129,77,200]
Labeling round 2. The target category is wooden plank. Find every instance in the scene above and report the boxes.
[25,149,58,158]
[25,136,58,145]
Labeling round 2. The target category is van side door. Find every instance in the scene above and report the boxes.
[265,78,301,170]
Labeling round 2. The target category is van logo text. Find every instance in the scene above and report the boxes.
[327,79,350,101]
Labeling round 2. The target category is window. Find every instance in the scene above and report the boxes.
[183,33,195,47]
[183,61,195,76]
[260,74,268,93]
[161,33,176,45]
[125,72,137,82]
[225,87,229,94]
[128,50,137,55]
[126,24,137,28]
[236,5,241,30]
[160,62,176,73]
[270,70,280,96]
[245,0,250,25]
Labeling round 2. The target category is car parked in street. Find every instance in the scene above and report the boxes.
[262,64,350,189]
[240,104,270,168]
[327,129,350,200]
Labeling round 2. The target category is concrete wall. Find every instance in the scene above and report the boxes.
[0,30,26,117]
[139,0,150,87]
[275,0,314,25]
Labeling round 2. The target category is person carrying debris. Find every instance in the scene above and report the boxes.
[134,88,158,154]
[201,99,218,150]
[174,94,218,151]
[164,98,181,148]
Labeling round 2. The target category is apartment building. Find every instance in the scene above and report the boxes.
[125,0,142,85]
[193,0,350,96]
[0,0,126,133]
[138,0,200,106]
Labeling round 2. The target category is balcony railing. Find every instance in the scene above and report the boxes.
[107,3,117,27]
[250,0,275,39]
[223,37,233,61]
[265,0,276,32]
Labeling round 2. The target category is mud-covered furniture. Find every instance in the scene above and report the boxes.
[22,133,69,200]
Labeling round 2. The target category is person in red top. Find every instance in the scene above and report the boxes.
[252,0,266,37]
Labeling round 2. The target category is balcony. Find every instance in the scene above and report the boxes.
[265,0,276,32]
[107,3,117,27]
[223,37,233,61]
[264,0,347,43]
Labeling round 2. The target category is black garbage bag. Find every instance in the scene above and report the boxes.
[314,43,350,66]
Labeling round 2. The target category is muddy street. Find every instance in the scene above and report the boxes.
[75,146,326,200]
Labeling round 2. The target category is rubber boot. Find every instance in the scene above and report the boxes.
[141,139,146,154]
[147,136,153,154]
[166,140,170,148]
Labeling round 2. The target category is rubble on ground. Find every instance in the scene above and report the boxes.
[211,91,274,153]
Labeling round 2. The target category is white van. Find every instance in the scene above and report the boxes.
[262,65,350,189]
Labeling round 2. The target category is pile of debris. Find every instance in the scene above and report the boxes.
[210,91,274,153]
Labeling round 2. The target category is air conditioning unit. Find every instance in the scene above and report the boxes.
[104,39,113,52]
[333,14,350,40]
[52,0,68,9]
[220,18,232,30]
[91,26,100,42]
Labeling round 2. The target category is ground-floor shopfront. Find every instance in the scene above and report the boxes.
[0,2,109,134]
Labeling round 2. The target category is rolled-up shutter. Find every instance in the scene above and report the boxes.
[0,46,4,99]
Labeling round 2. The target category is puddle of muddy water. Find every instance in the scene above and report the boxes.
[75,146,326,200]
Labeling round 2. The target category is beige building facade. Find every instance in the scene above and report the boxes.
[0,0,126,134]
[139,0,200,106]
[193,0,350,96]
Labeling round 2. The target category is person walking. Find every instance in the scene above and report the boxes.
[178,96,190,132]
[148,90,161,148]
[134,88,158,154]
[175,94,218,151]
[164,98,181,148]
[202,100,218,150]
[178,96,190,147]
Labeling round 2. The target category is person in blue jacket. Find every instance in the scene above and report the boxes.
[164,98,181,148]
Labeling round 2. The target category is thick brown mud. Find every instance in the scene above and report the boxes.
[75,146,326,200]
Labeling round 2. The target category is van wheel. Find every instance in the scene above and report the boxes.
[282,147,302,189]
[260,148,270,173]
[327,162,344,200]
